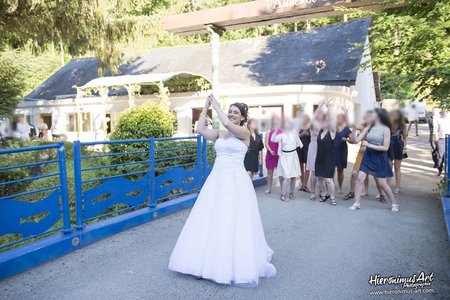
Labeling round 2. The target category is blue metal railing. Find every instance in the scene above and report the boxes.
[0,143,72,251]
[73,136,204,229]
[1,135,264,251]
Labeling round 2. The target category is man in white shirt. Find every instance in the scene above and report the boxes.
[407,104,419,136]
[16,117,31,141]
[432,109,450,175]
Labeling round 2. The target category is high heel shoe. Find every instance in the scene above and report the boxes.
[289,192,295,200]
[349,203,360,210]
[264,189,271,194]
[280,195,288,202]
[319,194,329,202]
[343,192,354,200]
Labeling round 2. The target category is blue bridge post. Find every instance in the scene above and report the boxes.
[73,141,84,230]
[57,143,72,234]
[149,137,157,208]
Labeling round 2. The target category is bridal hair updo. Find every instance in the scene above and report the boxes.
[230,102,249,126]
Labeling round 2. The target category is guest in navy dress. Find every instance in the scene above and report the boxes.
[349,109,398,213]
[298,115,311,192]
[314,99,337,206]
[334,113,352,194]
[388,110,407,194]
[244,119,264,179]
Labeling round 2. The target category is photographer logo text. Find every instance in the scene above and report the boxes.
[369,272,434,289]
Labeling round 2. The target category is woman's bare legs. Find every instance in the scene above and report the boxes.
[347,170,369,199]
[299,163,305,189]
[364,176,369,195]
[353,171,368,206]
[349,170,357,193]
[265,169,274,193]
[247,171,254,179]
[336,167,345,193]
[280,176,290,201]
[317,177,326,198]
[302,164,310,190]
[325,178,336,205]
[287,177,296,199]
[393,160,402,192]
[309,170,317,199]
[290,177,296,194]
[374,177,398,211]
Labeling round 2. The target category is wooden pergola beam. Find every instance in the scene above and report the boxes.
[164,0,392,35]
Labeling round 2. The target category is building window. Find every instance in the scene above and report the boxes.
[66,113,77,132]
[66,112,91,132]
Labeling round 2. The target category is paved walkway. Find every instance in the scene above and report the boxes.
[2,125,450,299]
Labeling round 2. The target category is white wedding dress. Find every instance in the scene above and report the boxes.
[169,136,276,287]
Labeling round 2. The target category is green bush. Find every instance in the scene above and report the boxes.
[110,103,174,140]
[109,102,200,174]
[0,140,67,198]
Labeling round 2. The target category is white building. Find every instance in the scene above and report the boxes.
[4,18,379,141]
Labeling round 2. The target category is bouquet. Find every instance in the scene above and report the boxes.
[315,60,326,74]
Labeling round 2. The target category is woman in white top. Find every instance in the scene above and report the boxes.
[271,118,303,201]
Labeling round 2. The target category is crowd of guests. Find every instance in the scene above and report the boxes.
[243,99,407,213]
[0,116,65,142]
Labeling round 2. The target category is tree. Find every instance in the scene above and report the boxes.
[380,73,416,101]
[0,1,143,73]
[0,53,25,119]
[345,0,450,105]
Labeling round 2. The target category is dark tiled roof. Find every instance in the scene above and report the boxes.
[25,18,371,100]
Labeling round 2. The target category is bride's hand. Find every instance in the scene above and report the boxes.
[208,94,220,110]
[204,97,212,109]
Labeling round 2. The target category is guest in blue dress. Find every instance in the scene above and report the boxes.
[334,113,352,194]
[388,110,407,194]
[349,109,398,213]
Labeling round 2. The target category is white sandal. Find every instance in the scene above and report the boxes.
[391,204,399,213]
[349,203,360,210]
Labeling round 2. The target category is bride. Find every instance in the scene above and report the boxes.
[169,95,276,287]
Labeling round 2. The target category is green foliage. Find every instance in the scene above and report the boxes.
[345,0,450,105]
[0,52,25,119]
[110,103,174,140]
[0,140,61,199]
[1,50,62,97]
[380,73,416,101]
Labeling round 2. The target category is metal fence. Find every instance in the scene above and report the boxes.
[73,136,203,228]
[0,136,263,252]
[0,143,72,251]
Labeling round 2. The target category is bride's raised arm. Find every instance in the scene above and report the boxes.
[196,97,219,142]
[209,95,250,141]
